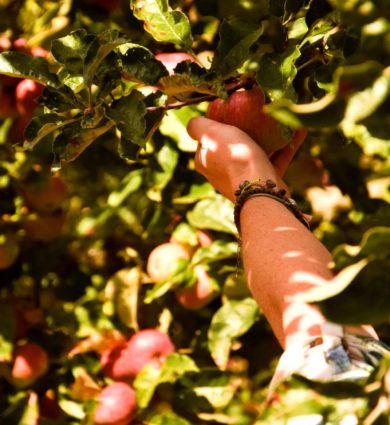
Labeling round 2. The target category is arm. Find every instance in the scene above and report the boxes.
[187,117,376,349]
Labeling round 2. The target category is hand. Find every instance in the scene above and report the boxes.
[187,117,307,202]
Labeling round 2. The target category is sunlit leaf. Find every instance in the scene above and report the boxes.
[130,0,193,48]
[208,298,259,369]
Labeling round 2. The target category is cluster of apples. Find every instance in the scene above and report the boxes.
[0,35,46,141]
[147,229,217,310]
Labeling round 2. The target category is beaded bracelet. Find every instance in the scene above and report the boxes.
[233,179,310,234]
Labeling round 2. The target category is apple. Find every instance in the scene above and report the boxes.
[15,78,44,117]
[101,329,175,380]
[155,52,196,75]
[175,265,217,310]
[13,38,49,58]
[11,342,49,388]
[146,242,190,282]
[0,233,20,270]
[206,85,294,154]
[94,382,137,425]
[22,174,68,212]
[23,210,66,242]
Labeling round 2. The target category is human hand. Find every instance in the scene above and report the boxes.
[187,117,307,202]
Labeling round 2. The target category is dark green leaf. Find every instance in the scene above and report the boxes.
[130,0,193,48]
[38,85,84,112]
[0,52,59,87]
[118,43,168,85]
[211,18,263,77]
[106,91,147,146]
[24,113,76,150]
[83,30,127,87]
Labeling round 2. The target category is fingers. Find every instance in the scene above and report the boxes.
[271,128,308,177]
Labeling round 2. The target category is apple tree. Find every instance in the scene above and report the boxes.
[0,0,389,424]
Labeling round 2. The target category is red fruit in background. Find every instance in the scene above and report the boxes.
[175,265,217,310]
[22,174,68,212]
[206,86,294,154]
[23,210,66,242]
[101,329,175,380]
[11,342,49,388]
[94,382,137,425]
[13,38,48,58]
[146,242,190,282]
[15,79,44,117]
[0,233,20,269]
[86,0,122,13]
[155,52,196,75]
[0,86,17,118]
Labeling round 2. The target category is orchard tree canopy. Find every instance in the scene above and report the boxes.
[0,0,389,424]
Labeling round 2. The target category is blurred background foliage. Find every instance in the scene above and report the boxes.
[0,0,389,424]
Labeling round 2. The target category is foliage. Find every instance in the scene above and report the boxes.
[0,0,389,423]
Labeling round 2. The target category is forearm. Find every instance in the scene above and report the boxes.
[239,196,375,348]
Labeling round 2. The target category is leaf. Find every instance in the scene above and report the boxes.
[134,353,198,408]
[39,85,84,112]
[130,0,193,48]
[294,259,369,304]
[118,43,168,85]
[51,29,93,75]
[0,51,60,87]
[52,120,114,168]
[191,241,238,265]
[107,169,144,208]
[257,46,301,101]
[211,18,264,78]
[146,139,179,201]
[187,195,236,234]
[265,93,346,129]
[83,29,128,87]
[208,298,259,369]
[107,267,142,331]
[157,73,218,97]
[317,259,390,324]
[24,114,77,150]
[145,413,191,425]
[0,302,15,361]
[106,91,147,146]
[173,182,216,204]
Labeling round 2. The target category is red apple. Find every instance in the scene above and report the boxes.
[0,233,20,270]
[11,342,49,388]
[155,52,196,75]
[13,38,48,58]
[22,174,68,212]
[94,382,137,425]
[101,329,175,380]
[15,78,44,117]
[206,85,295,154]
[175,265,217,310]
[146,242,190,282]
[0,86,17,118]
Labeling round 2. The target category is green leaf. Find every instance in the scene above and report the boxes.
[146,139,179,201]
[39,85,84,112]
[107,267,142,331]
[144,413,191,425]
[208,298,259,369]
[318,259,390,324]
[118,43,168,85]
[191,241,238,265]
[130,0,193,48]
[107,169,144,208]
[257,46,301,101]
[24,114,77,150]
[106,91,147,146]
[83,30,127,87]
[0,51,59,87]
[0,302,15,361]
[51,29,93,75]
[211,18,264,78]
[52,120,114,168]
[173,182,216,204]
[134,353,198,408]
[187,195,236,234]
